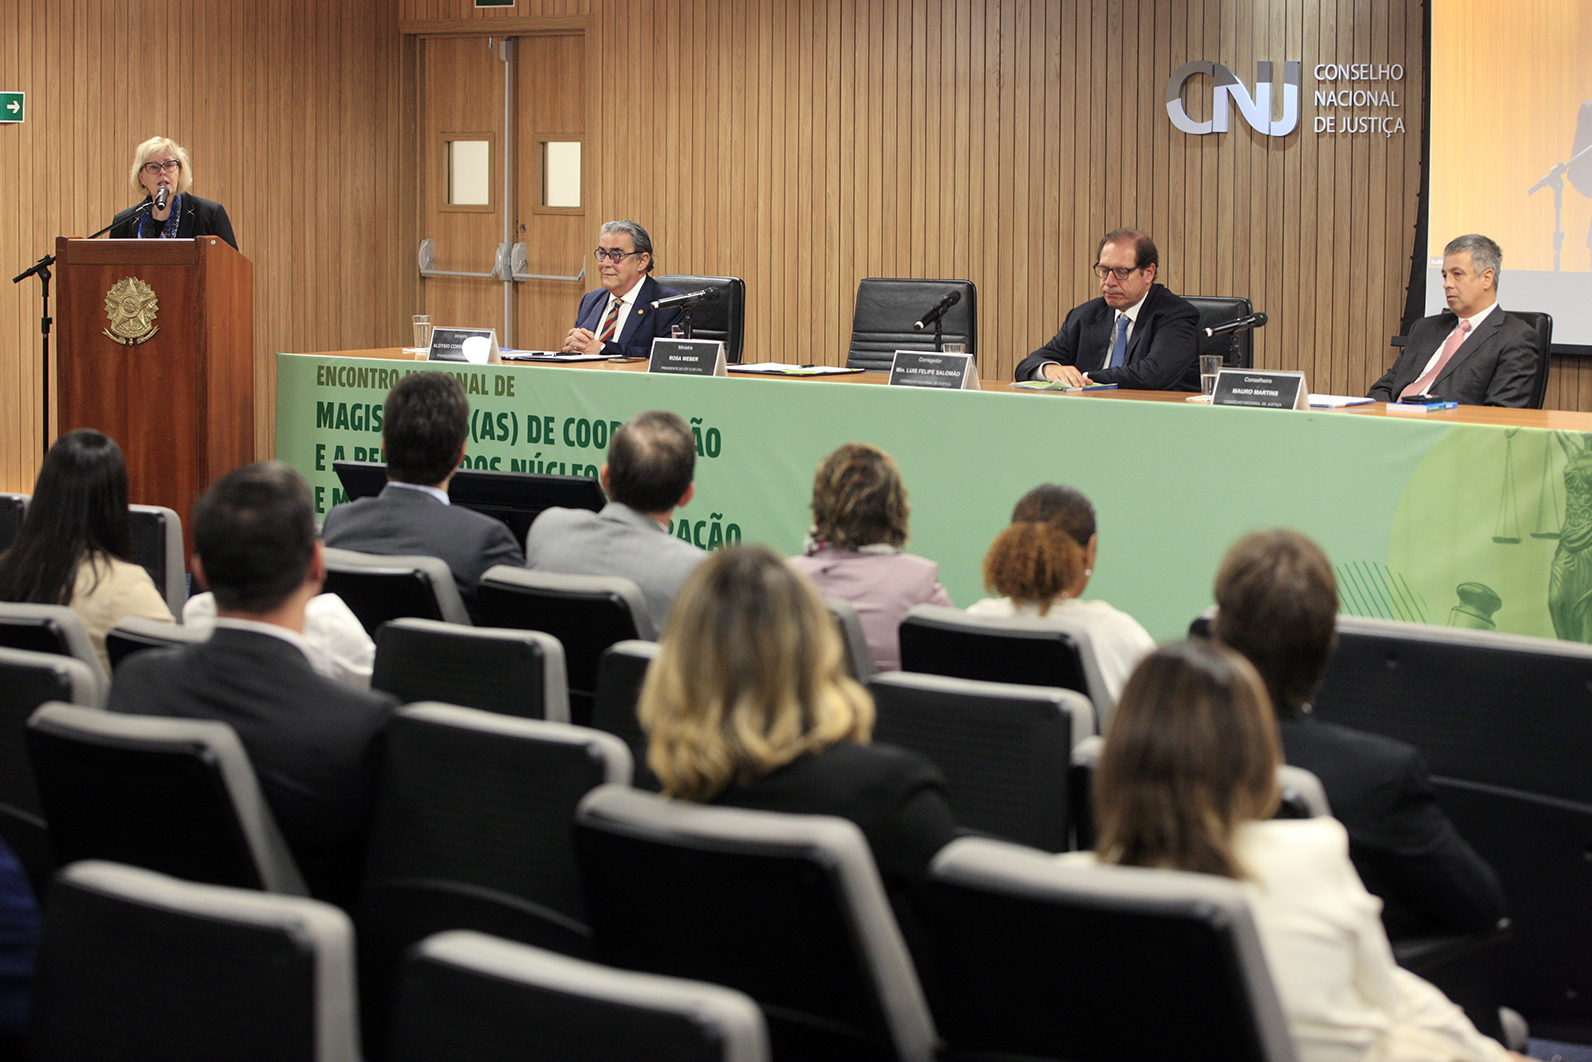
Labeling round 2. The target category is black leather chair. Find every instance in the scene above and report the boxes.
[928,837,1297,1062]
[847,278,977,372]
[389,931,770,1062]
[1314,615,1592,1025]
[0,647,101,902]
[0,493,27,552]
[826,597,876,681]
[356,703,632,1057]
[372,617,570,722]
[129,503,187,616]
[31,860,357,1062]
[0,602,107,694]
[1186,295,1256,369]
[589,639,660,791]
[575,785,938,1062]
[322,547,471,634]
[1507,310,1553,410]
[26,702,308,894]
[655,274,747,363]
[105,615,209,671]
[476,567,653,727]
[897,605,1111,732]
[867,672,1092,852]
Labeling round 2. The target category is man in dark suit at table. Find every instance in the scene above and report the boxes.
[1014,229,1201,390]
[560,220,684,360]
[1367,234,1538,407]
[321,372,523,622]
[109,462,399,908]
[1212,529,1507,942]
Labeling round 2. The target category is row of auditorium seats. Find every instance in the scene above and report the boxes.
[25,808,1297,1062]
[0,494,186,617]
[3,558,1588,1044]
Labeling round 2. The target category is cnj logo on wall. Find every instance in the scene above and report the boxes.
[1165,61,1302,136]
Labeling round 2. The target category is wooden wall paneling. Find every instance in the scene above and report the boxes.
[1,0,408,491]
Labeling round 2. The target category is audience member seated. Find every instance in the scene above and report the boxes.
[1071,640,1522,1062]
[321,372,523,623]
[638,545,957,967]
[0,838,37,1056]
[788,443,952,672]
[1211,529,1507,941]
[108,462,398,908]
[525,410,706,633]
[182,591,374,689]
[965,485,1154,701]
[0,429,172,673]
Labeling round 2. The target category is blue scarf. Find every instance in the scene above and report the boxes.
[137,194,183,239]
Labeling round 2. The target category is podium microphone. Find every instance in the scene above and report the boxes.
[651,287,722,311]
[912,289,962,332]
[155,187,170,210]
[1204,311,1268,338]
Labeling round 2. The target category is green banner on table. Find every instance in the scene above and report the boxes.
[276,354,1581,645]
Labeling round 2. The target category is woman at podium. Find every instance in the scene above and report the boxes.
[107,136,237,250]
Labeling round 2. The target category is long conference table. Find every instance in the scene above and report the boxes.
[277,351,1592,645]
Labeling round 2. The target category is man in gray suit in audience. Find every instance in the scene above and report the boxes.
[525,409,705,633]
[321,371,524,622]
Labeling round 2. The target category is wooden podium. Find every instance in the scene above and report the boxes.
[54,236,254,555]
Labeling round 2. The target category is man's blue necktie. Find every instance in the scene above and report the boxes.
[1107,314,1129,369]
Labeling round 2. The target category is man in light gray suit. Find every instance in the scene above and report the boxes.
[525,410,705,633]
[321,372,524,622]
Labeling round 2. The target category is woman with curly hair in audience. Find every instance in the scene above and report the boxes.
[967,487,1153,701]
[789,443,952,671]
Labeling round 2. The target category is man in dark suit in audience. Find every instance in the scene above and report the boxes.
[1014,228,1201,391]
[525,409,706,633]
[1212,528,1507,941]
[321,371,523,622]
[1366,233,1538,407]
[109,462,398,908]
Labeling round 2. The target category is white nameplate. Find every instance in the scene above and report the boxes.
[649,338,727,376]
[888,350,979,390]
[1212,369,1307,410]
[429,327,501,365]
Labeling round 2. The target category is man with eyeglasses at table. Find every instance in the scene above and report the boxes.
[1014,229,1200,391]
[560,220,684,359]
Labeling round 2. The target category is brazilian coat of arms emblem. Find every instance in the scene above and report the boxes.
[102,276,159,345]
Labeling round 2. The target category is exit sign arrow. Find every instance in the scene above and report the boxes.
[0,93,23,123]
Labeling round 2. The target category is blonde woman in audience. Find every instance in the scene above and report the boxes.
[966,509,1153,701]
[639,544,957,963]
[0,429,172,671]
[789,443,952,671]
[1079,640,1524,1062]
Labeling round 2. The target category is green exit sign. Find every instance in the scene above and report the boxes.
[0,93,22,124]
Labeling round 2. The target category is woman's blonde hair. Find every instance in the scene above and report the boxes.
[127,137,194,198]
[1094,640,1281,879]
[810,443,909,550]
[639,544,875,801]
[980,521,1085,615]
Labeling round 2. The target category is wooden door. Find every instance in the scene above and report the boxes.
[515,33,589,351]
[420,35,508,338]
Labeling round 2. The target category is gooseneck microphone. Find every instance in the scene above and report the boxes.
[651,287,723,311]
[155,187,170,211]
[912,289,962,332]
[1204,311,1268,338]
